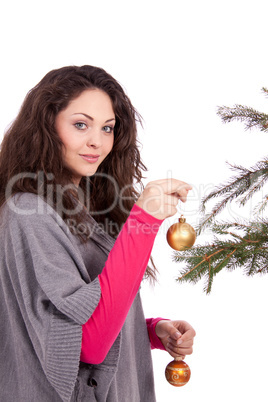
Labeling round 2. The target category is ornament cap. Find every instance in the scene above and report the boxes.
[179,214,186,223]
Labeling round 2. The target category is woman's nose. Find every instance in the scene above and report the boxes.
[86,130,102,149]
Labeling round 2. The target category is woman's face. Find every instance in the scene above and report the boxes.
[55,89,115,185]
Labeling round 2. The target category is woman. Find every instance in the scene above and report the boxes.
[0,65,195,401]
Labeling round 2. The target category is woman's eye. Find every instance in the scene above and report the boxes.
[103,125,114,133]
[74,122,87,130]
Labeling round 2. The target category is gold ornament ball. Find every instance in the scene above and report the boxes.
[166,215,196,251]
[165,360,191,387]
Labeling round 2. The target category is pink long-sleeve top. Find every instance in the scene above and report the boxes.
[80,204,166,364]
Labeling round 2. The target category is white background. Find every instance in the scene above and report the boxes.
[1,1,268,401]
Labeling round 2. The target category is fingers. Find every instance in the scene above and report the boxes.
[148,179,192,201]
[136,178,192,220]
[166,336,194,359]
[154,319,196,360]
[165,320,196,359]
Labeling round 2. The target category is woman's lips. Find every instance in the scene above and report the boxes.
[80,154,100,163]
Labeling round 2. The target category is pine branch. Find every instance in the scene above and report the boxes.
[197,159,268,233]
[175,220,268,294]
[254,195,268,215]
[202,160,268,206]
[239,171,268,206]
[217,104,268,131]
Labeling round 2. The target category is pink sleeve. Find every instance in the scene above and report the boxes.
[80,204,163,364]
[146,318,170,350]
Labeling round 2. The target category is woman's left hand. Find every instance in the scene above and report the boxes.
[155,320,196,360]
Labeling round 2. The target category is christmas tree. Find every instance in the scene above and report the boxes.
[174,88,268,294]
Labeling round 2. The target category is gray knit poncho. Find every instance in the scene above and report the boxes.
[0,193,156,401]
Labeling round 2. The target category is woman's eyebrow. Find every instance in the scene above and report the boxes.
[72,113,115,123]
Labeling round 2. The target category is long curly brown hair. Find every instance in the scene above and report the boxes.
[0,65,157,279]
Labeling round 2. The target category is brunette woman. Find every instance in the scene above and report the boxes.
[0,65,195,401]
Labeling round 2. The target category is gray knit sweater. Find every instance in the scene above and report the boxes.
[0,193,156,401]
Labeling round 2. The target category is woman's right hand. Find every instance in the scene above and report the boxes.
[136,179,192,220]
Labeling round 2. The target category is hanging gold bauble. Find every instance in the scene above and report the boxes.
[166,215,196,251]
[165,359,191,387]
